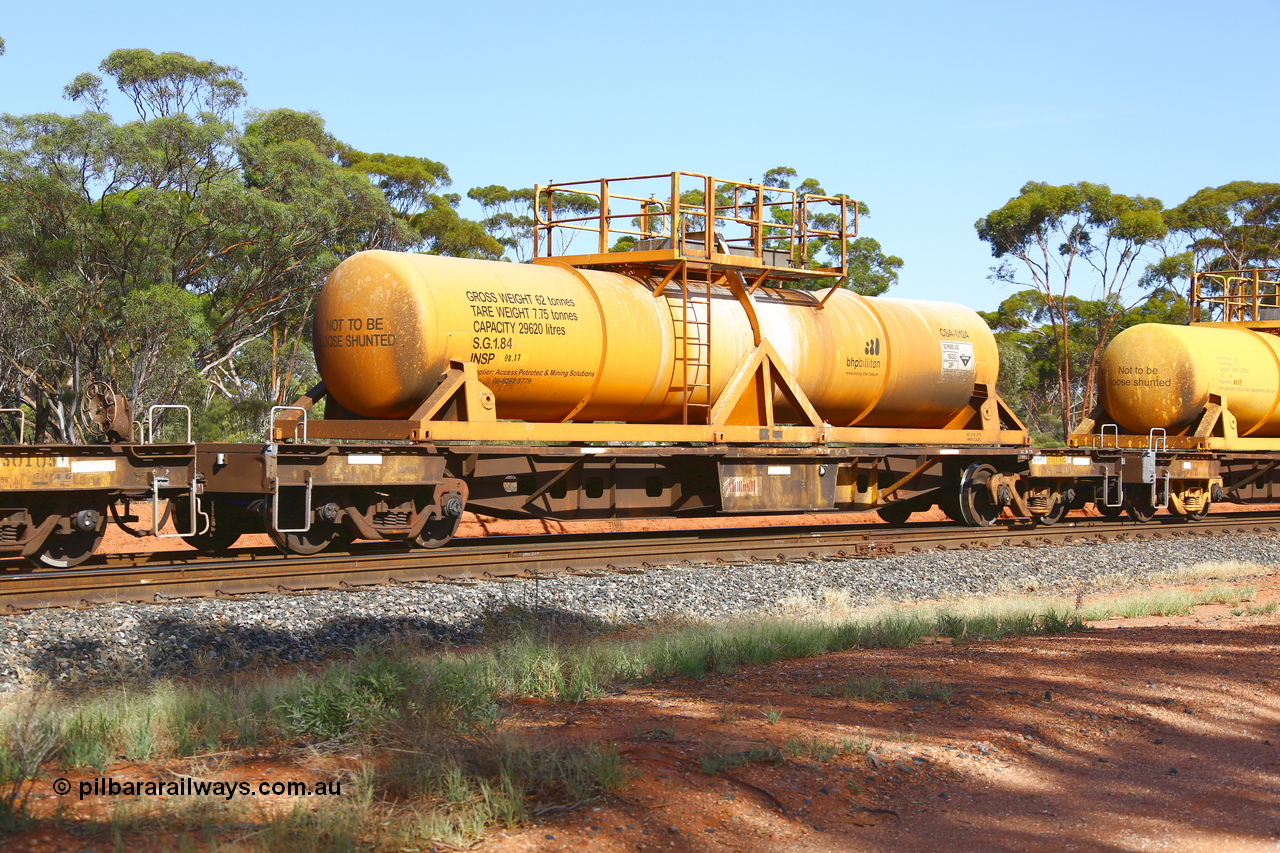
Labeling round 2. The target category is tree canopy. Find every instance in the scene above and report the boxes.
[1167,181,1280,271]
[975,181,1169,439]
[0,49,489,441]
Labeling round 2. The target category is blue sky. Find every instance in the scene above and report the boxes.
[2,0,1276,310]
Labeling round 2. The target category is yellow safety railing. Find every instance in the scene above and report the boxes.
[1191,268,1280,323]
[532,171,857,278]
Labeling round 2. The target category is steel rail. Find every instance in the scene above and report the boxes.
[1,514,1276,612]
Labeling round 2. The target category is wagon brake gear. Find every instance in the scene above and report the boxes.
[410,480,468,549]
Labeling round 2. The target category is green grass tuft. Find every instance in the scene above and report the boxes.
[699,744,785,775]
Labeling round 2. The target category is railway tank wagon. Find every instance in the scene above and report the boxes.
[247,171,1032,551]
[314,251,1001,430]
[3,170,1035,564]
[1061,268,1280,521]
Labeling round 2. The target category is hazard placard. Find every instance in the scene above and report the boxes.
[940,341,975,383]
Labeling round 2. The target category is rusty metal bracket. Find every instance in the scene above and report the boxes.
[520,458,584,508]
[876,456,942,504]
[1193,394,1237,441]
[269,471,313,536]
[744,269,772,298]
[407,361,498,440]
[150,473,210,539]
[709,340,824,429]
[987,472,1031,518]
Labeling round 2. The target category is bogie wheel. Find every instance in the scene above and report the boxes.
[261,500,339,555]
[1095,501,1125,519]
[410,487,466,549]
[1124,492,1158,524]
[174,496,243,553]
[958,463,1004,528]
[877,501,919,526]
[1036,495,1069,526]
[411,514,462,549]
[26,505,107,568]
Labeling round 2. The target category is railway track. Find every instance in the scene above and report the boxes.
[2,513,1276,613]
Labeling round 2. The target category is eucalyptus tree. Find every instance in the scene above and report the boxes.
[470,183,600,261]
[755,166,903,296]
[1166,181,1280,272]
[975,182,1168,438]
[0,49,485,441]
[469,184,537,261]
[342,150,504,259]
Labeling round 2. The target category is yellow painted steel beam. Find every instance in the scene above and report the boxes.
[297,418,1027,447]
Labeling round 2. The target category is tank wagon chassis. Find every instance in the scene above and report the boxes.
[0,384,1045,568]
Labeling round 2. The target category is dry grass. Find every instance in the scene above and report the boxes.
[8,569,1271,849]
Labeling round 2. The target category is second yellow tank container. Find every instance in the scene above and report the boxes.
[1100,323,1280,436]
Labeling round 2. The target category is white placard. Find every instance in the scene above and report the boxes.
[346,454,383,465]
[71,459,116,474]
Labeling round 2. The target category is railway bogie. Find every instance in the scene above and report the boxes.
[189,441,468,554]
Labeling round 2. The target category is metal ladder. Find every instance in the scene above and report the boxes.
[674,262,713,424]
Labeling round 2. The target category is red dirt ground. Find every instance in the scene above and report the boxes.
[476,581,1280,853]
[5,574,1280,852]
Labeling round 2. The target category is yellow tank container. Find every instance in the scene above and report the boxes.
[1100,323,1280,436]
[314,251,999,427]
